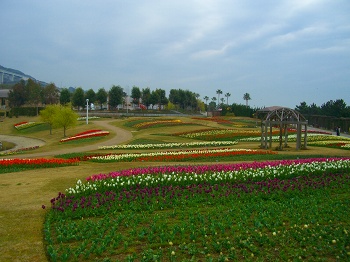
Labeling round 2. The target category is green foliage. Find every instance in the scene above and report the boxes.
[72,87,85,109]
[53,104,78,137]
[44,173,350,261]
[96,88,108,109]
[59,88,71,105]
[108,85,124,109]
[131,86,141,103]
[11,107,45,117]
[40,104,60,134]
[85,89,96,104]
[8,80,26,107]
[42,83,60,105]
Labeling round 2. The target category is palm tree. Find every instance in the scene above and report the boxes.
[211,97,217,110]
[225,92,231,105]
[203,96,209,108]
[216,89,222,107]
[243,93,251,107]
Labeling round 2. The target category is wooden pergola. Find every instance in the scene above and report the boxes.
[257,106,308,150]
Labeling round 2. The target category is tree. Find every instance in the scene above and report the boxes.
[225,92,231,105]
[85,89,96,108]
[203,96,209,111]
[60,88,71,105]
[96,88,107,109]
[216,89,222,108]
[26,79,42,115]
[85,89,96,102]
[42,83,59,105]
[40,104,60,135]
[108,85,124,110]
[72,87,85,109]
[295,102,309,115]
[54,104,78,137]
[210,97,217,110]
[8,80,26,107]
[243,93,251,106]
[131,86,141,106]
[141,87,151,108]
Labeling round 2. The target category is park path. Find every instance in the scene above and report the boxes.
[0,119,133,158]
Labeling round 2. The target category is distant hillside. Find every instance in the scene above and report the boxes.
[0,65,48,86]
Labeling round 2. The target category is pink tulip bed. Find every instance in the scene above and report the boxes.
[44,157,350,261]
[60,130,110,143]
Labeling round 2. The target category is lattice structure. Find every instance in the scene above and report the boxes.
[257,106,308,150]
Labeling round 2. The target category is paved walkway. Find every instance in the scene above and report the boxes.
[0,120,133,158]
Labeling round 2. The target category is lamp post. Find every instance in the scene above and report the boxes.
[86,99,89,125]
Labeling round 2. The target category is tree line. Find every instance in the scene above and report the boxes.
[6,79,349,118]
[295,100,350,118]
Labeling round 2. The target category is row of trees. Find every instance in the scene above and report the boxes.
[8,79,59,114]
[295,99,350,118]
[6,80,252,114]
[202,90,252,111]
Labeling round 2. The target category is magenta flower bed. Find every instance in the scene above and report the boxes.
[87,157,350,181]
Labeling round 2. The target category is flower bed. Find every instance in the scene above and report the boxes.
[0,158,79,173]
[88,148,277,162]
[125,119,199,129]
[98,141,238,150]
[0,146,39,156]
[60,130,109,142]
[175,128,276,140]
[77,116,100,121]
[44,158,350,261]
[14,121,42,130]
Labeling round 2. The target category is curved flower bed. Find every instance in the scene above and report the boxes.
[125,119,196,129]
[0,146,39,156]
[88,148,277,162]
[75,158,350,191]
[175,128,264,140]
[14,121,42,130]
[98,141,238,150]
[44,157,350,261]
[60,130,109,142]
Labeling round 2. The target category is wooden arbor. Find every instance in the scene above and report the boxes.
[257,106,308,150]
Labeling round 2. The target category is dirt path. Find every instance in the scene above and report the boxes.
[0,119,133,158]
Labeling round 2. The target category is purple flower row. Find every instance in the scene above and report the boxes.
[87,157,350,181]
[50,173,349,216]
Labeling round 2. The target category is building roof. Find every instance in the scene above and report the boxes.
[0,89,10,98]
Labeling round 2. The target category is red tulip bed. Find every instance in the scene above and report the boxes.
[14,121,42,130]
[43,158,350,261]
[0,158,79,173]
[60,130,110,143]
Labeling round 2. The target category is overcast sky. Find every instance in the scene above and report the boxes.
[1,0,350,108]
